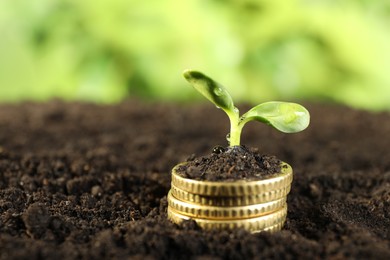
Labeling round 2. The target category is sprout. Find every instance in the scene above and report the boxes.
[183,70,310,146]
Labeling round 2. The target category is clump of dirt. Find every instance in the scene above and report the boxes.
[177,145,282,181]
[0,100,389,259]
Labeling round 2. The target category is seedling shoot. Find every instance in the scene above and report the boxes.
[183,70,310,147]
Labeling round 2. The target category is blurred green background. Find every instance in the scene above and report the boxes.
[1,0,390,110]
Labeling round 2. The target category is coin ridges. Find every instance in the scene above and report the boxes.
[171,163,293,196]
[254,221,285,233]
[170,184,291,206]
[167,204,287,233]
[168,191,286,219]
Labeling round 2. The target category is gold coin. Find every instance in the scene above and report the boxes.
[170,183,291,206]
[171,162,293,196]
[254,221,285,233]
[168,190,286,220]
[167,204,287,233]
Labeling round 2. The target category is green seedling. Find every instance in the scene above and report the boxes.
[183,70,310,147]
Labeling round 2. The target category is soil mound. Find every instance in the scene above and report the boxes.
[177,145,282,181]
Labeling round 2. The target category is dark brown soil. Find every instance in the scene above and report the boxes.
[0,100,389,259]
[177,146,283,181]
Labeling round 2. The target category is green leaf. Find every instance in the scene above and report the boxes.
[183,70,235,112]
[241,102,310,133]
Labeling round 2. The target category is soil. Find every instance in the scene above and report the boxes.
[0,100,389,259]
[177,146,283,181]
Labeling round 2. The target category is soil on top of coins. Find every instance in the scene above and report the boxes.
[177,146,283,181]
[0,100,389,259]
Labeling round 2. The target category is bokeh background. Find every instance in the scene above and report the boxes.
[1,0,390,110]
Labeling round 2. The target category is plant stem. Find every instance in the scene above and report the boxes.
[228,112,242,146]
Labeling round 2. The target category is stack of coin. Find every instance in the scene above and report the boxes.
[167,162,293,233]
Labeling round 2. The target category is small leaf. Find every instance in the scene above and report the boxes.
[241,102,310,133]
[183,70,235,112]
